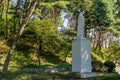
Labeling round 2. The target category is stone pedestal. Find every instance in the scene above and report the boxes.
[72,39,96,78]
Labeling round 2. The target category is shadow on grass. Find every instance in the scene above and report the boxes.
[0,63,72,80]
[97,73,120,80]
[0,66,120,80]
[0,65,82,80]
[40,51,64,64]
[0,70,74,80]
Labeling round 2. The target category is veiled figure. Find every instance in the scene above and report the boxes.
[77,11,85,39]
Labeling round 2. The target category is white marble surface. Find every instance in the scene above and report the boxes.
[77,12,85,39]
[72,11,96,78]
[72,39,96,78]
[81,72,96,78]
[72,39,92,73]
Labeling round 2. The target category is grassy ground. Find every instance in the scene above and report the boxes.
[0,38,120,80]
[0,66,120,80]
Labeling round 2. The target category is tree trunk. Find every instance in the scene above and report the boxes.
[13,0,21,34]
[75,16,78,31]
[17,0,22,27]
[5,0,9,39]
[84,25,87,38]
[2,0,38,74]
[92,30,96,49]
[94,29,102,50]
[64,51,70,62]
[0,0,4,19]
[13,17,16,34]
[38,39,42,66]
[36,35,41,66]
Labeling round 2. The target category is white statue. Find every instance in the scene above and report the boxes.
[72,10,96,78]
[77,11,85,39]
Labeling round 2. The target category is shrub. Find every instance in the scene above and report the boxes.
[13,52,33,66]
[97,74,120,80]
[92,60,103,72]
[104,61,116,73]
[57,63,71,67]
[24,63,40,68]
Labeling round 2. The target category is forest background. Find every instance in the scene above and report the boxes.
[0,0,120,78]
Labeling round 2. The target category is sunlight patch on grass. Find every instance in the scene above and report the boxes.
[0,66,2,72]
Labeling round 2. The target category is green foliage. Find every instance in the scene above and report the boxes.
[108,0,120,35]
[13,52,33,66]
[0,18,6,36]
[92,43,120,63]
[104,42,120,62]
[30,19,57,37]
[104,61,116,73]
[24,63,40,68]
[41,63,55,67]
[41,1,69,9]
[68,0,94,13]
[91,0,114,27]
[27,18,71,63]
[0,0,120,75]
[97,73,120,80]
[92,48,105,61]
[56,63,71,67]
[109,26,120,36]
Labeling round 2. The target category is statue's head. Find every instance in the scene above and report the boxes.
[78,9,81,12]
[78,9,84,14]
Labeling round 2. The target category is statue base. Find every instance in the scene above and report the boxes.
[72,38,96,78]
[69,72,96,78]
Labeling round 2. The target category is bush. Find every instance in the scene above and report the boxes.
[104,61,116,73]
[92,60,103,72]
[24,63,40,68]
[97,74,120,80]
[57,63,71,67]
[13,52,33,66]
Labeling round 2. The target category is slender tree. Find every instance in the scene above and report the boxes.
[0,0,4,19]
[13,0,21,34]
[2,0,39,74]
[5,0,9,39]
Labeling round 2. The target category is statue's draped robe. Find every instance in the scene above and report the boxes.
[77,12,85,39]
